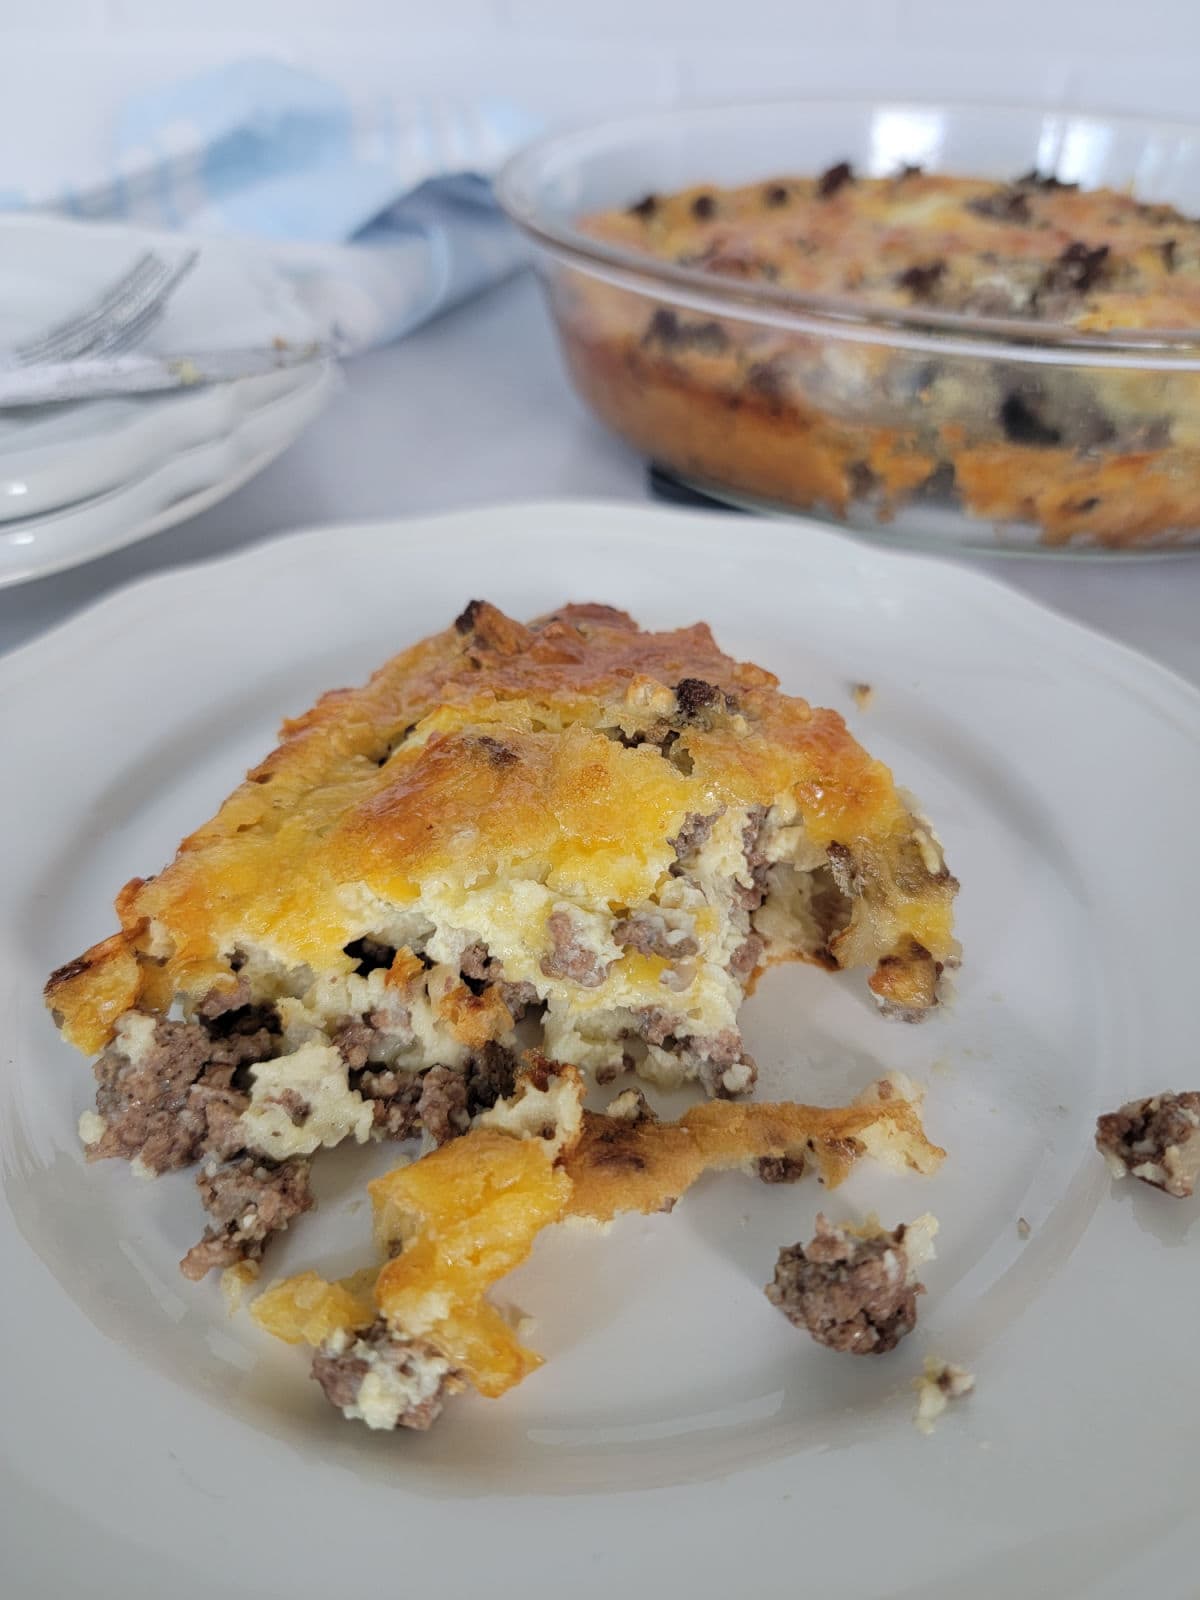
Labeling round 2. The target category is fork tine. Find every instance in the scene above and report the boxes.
[83,249,200,359]
[91,307,157,359]
[17,257,166,366]
[24,256,173,366]
[90,296,169,358]
[14,251,167,365]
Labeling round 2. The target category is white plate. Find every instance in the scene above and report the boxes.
[0,215,321,522]
[0,359,337,587]
[2,502,1196,1600]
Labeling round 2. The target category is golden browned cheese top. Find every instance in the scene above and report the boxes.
[585,168,1200,332]
[46,601,957,1053]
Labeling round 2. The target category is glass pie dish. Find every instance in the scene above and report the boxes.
[498,99,1200,555]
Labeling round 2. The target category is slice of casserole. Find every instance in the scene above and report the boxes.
[45,601,958,1277]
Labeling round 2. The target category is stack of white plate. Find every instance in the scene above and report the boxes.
[0,217,337,588]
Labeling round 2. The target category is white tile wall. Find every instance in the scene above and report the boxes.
[5,0,1200,178]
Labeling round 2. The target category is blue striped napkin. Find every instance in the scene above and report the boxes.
[2,59,538,354]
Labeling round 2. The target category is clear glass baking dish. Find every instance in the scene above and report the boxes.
[497,99,1200,556]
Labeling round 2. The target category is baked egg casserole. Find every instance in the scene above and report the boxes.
[46,601,958,1278]
[559,167,1200,547]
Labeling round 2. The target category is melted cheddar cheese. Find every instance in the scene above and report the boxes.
[46,601,958,1057]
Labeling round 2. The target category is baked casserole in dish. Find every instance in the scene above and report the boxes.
[499,100,1200,553]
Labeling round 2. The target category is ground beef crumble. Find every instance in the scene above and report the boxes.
[186,1067,253,1161]
[500,979,540,1014]
[540,908,612,988]
[612,914,698,961]
[817,160,854,198]
[464,1041,518,1113]
[458,940,495,986]
[416,1064,471,1145]
[311,1319,461,1430]
[354,1066,422,1139]
[88,1003,279,1173]
[180,1152,313,1281]
[195,978,252,1020]
[331,1019,376,1071]
[757,1154,807,1184]
[692,1027,757,1098]
[1041,240,1111,298]
[266,1088,310,1127]
[735,806,773,912]
[605,1086,659,1123]
[673,677,728,720]
[670,809,720,864]
[896,260,946,299]
[459,940,538,1014]
[728,934,764,984]
[966,186,1032,224]
[766,1214,922,1354]
[1095,1091,1200,1197]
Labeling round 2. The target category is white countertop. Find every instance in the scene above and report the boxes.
[3,270,1199,686]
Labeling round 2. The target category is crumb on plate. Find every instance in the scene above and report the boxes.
[914,1357,975,1434]
[1095,1091,1200,1197]
[765,1211,937,1355]
[220,1259,261,1314]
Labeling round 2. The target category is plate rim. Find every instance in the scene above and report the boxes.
[0,364,317,525]
[0,359,338,588]
[3,497,1199,718]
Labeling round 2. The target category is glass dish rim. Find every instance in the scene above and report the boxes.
[496,94,1200,368]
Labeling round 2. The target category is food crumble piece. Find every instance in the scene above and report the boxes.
[311,1320,465,1431]
[765,1212,937,1354]
[604,1087,659,1123]
[253,1063,944,1427]
[913,1357,975,1435]
[220,1260,261,1315]
[1095,1091,1200,1197]
[563,1078,943,1224]
[255,1064,585,1410]
[757,1154,807,1184]
[180,1152,314,1281]
[850,682,874,712]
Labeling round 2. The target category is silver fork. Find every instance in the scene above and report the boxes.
[10,248,200,368]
